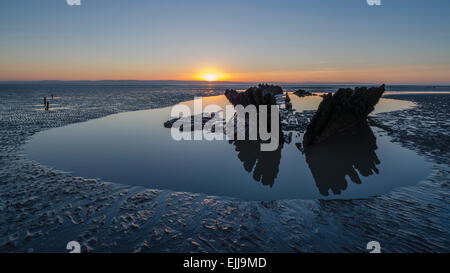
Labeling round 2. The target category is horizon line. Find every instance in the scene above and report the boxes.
[1,80,449,86]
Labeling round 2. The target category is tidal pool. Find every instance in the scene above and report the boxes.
[24,95,431,200]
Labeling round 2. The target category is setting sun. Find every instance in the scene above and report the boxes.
[193,70,230,82]
[204,74,219,82]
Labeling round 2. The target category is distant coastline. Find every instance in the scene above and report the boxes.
[0,80,450,89]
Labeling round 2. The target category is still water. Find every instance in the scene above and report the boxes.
[24,95,431,200]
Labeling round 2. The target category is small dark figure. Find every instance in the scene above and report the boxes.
[45,101,50,111]
[285,92,292,111]
[44,97,47,106]
[51,94,54,99]
[285,92,291,103]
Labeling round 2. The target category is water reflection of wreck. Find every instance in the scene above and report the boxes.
[225,84,284,187]
[301,85,385,196]
[229,139,283,187]
[303,122,381,196]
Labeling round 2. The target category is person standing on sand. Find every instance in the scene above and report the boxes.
[45,101,49,111]
[44,97,47,106]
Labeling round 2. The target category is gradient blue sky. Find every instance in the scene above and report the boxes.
[1,0,449,83]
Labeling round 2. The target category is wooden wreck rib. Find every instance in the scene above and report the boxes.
[303,84,385,146]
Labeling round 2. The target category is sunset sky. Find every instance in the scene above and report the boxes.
[1,0,449,84]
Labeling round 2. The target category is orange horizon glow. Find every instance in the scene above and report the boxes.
[1,65,450,84]
[1,54,449,84]
[191,69,231,82]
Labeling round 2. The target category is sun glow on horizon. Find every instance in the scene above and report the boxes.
[204,74,219,82]
[194,70,230,82]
